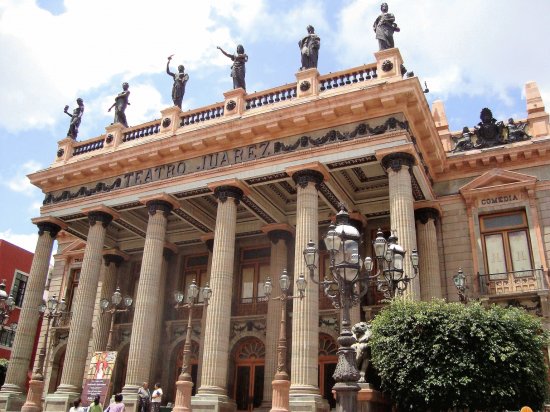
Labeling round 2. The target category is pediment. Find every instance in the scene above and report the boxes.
[460,169,537,194]
[61,238,87,254]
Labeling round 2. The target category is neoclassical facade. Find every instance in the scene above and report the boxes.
[1,48,550,412]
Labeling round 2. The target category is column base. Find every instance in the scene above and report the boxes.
[173,380,193,412]
[269,379,290,412]
[191,393,237,412]
[289,391,329,412]
[21,379,46,412]
[44,391,80,412]
[0,389,26,412]
[357,383,391,412]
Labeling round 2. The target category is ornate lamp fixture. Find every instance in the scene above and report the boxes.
[303,204,419,412]
[100,286,133,351]
[263,269,306,412]
[173,279,212,412]
[453,268,468,303]
[0,280,15,326]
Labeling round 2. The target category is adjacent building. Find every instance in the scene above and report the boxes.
[0,47,549,412]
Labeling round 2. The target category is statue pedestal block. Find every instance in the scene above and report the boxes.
[374,48,404,82]
[357,384,391,412]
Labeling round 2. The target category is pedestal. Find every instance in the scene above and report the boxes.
[21,379,45,412]
[270,379,290,412]
[173,380,193,412]
[0,391,26,412]
[357,383,391,412]
[191,393,237,412]
[44,391,80,412]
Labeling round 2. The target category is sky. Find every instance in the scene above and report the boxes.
[0,0,549,255]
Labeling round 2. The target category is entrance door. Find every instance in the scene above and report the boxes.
[233,338,265,411]
[318,333,338,410]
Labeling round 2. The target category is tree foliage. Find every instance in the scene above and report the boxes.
[369,299,548,411]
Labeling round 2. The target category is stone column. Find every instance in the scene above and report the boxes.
[260,226,292,409]
[122,199,175,409]
[197,235,214,390]
[381,153,420,299]
[415,208,442,300]
[47,210,115,410]
[0,218,64,412]
[193,186,242,412]
[288,170,328,412]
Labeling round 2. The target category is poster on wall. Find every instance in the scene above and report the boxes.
[81,351,118,407]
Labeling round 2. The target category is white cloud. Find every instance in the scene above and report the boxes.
[4,160,43,196]
[0,229,38,254]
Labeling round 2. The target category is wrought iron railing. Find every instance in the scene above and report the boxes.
[478,267,547,296]
[233,295,268,316]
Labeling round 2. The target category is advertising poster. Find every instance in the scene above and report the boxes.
[81,351,118,407]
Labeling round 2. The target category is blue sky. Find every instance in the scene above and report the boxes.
[0,0,549,253]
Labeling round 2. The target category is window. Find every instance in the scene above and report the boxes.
[66,269,81,311]
[239,247,270,303]
[181,254,209,303]
[11,271,28,307]
[480,211,533,278]
[0,329,15,347]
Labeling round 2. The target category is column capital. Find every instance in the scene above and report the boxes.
[32,216,67,238]
[290,169,325,189]
[213,186,244,204]
[415,207,440,224]
[200,233,215,252]
[381,152,416,173]
[140,193,180,217]
[102,249,129,267]
[262,223,295,245]
[82,206,119,228]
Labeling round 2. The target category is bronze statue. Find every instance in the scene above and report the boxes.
[373,3,400,50]
[452,127,474,152]
[474,107,504,148]
[217,45,248,90]
[108,82,130,128]
[299,25,320,70]
[64,98,84,140]
[507,118,531,142]
[166,55,189,109]
[352,322,372,383]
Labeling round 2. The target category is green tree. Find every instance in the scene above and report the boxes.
[369,299,548,411]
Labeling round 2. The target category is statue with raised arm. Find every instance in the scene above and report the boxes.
[352,322,372,383]
[299,25,320,70]
[166,55,189,109]
[217,44,248,90]
[108,82,130,128]
[373,3,400,50]
[64,98,84,140]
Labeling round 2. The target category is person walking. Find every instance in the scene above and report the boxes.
[151,383,163,412]
[88,395,103,412]
[106,394,125,412]
[69,399,85,412]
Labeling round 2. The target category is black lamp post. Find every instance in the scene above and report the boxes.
[303,205,419,412]
[453,268,468,303]
[263,269,306,412]
[100,286,133,351]
[173,279,212,411]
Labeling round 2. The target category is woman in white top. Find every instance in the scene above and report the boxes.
[151,383,163,412]
[68,398,85,412]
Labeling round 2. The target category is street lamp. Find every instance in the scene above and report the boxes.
[0,279,16,326]
[21,295,66,412]
[100,286,133,351]
[263,269,306,412]
[303,205,419,412]
[173,279,212,412]
[453,268,468,303]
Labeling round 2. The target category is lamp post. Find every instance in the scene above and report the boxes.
[0,279,15,327]
[263,269,306,412]
[173,279,212,412]
[100,286,133,351]
[303,205,419,412]
[453,268,468,303]
[21,295,66,412]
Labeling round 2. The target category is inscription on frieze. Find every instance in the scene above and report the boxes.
[44,114,408,205]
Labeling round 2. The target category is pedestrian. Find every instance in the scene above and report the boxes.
[106,393,125,412]
[151,383,163,412]
[88,395,102,412]
[69,398,85,412]
[138,382,151,412]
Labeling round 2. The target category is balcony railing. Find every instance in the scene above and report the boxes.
[478,267,548,296]
[232,295,268,316]
[318,63,378,92]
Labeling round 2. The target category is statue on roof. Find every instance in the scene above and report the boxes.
[64,98,84,140]
[217,44,248,90]
[506,118,531,142]
[299,25,320,70]
[373,3,400,51]
[108,82,130,128]
[166,55,189,109]
[474,108,505,148]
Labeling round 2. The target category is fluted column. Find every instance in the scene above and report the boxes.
[415,208,442,300]
[195,185,242,409]
[55,210,114,395]
[122,200,173,396]
[197,235,214,390]
[261,227,291,409]
[0,219,63,411]
[382,153,420,299]
[289,170,326,411]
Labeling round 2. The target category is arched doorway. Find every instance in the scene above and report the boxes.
[233,337,265,411]
[166,340,200,403]
[47,345,66,394]
[318,333,338,410]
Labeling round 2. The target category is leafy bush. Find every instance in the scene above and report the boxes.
[369,299,548,411]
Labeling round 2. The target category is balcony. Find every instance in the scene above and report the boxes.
[232,296,268,317]
[478,267,548,296]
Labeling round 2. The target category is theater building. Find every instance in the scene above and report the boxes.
[1,47,549,412]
